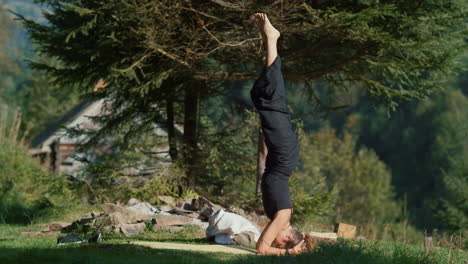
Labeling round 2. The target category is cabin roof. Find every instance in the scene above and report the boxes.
[31,98,96,148]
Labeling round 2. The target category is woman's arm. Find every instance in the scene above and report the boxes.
[256,213,289,255]
[256,209,305,256]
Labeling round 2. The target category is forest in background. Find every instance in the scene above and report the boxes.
[0,0,466,248]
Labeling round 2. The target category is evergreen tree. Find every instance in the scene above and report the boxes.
[17,0,467,191]
[355,85,468,233]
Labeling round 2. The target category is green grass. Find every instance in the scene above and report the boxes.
[0,224,465,264]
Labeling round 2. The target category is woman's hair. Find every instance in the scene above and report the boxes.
[303,233,320,253]
[285,227,304,249]
[286,230,320,253]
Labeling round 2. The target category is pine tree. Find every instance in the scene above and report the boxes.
[17,0,467,191]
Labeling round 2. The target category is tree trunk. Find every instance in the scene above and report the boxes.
[50,138,60,173]
[183,84,200,190]
[166,95,178,161]
[256,118,267,198]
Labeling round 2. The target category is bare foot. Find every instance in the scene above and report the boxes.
[250,13,280,42]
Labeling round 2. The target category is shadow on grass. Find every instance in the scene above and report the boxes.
[117,235,210,245]
[0,243,240,264]
[0,238,456,264]
[104,231,210,245]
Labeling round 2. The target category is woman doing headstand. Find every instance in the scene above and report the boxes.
[250,13,305,256]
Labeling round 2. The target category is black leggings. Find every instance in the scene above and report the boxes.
[261,168,293,220]
[250,55,299,220]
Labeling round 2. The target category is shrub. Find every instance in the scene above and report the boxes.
[0,104,75,223]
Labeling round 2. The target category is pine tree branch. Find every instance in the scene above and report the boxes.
[210,0,244,10]
[147,44,191,68]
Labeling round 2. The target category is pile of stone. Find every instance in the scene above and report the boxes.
[54,196,269,238]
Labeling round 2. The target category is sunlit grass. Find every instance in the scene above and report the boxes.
[1,223,465,264]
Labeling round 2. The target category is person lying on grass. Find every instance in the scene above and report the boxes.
[249,13,316,256]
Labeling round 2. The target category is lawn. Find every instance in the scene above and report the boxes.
[0,223,465,264]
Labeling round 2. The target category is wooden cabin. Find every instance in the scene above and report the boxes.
[29,98,182,178]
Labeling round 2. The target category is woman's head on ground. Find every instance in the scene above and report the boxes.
[272,225,304,248]
[273,227,319,254]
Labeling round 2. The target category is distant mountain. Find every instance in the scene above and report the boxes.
[0,1,50,99]
[2,0,48,23]
[2,0,50,60]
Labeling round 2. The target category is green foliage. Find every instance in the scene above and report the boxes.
[179,189,200,200]
[436,159,468,234]
[297,120,400,226]
[0,4,18,75]
[195,108,257,202]
[14,59,83,140]
[0,105,75,223]
[128,164,185,206]
[65,120,181,204]
[290,121,337,222]
[11,0,466,239]
[15,0,467,179]
[355,85,468,233]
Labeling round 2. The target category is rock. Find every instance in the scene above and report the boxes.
[49,222,71,232]
[158,196,176,206]
[61,214,95,233]
[334,223,357,239]
[92,212,127,227]
[153,215,193,226]
[168,207,193,215]
[187,212,208,222]
[101,203,155,223]
[168,207,206,221]
[228,206,247,218]
[118,223,147,237]
[152,224,184,233]
[233,231,257,248]
[191,218,209,230]
[127,198,141,206]
[80,212,102,219]
[309,232,338,241]
[157,205,175,213]
[167,226,184,233]
[61,203,156,235]
[102,203,137,215]
[191,197,223,218]
[129,202,160,214]
[101,225,118,233]
[177,198,195,211]
[246,212,269,230]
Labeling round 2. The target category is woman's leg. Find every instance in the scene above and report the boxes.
[251,13,280,67]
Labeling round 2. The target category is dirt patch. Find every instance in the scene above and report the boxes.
[130,241,256,255]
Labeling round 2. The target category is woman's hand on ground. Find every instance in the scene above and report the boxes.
[289,239,305,255]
